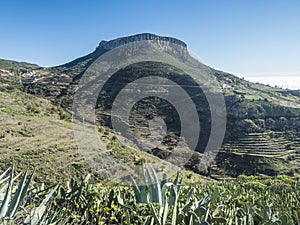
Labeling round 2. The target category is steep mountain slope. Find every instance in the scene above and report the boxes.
[1,33,300,178]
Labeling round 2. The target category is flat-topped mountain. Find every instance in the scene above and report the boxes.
[1,33,300,178]
[97,33,187,50]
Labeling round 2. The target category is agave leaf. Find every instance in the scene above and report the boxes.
[140,184,147,203]
[145,167,154,203]
[12,171,22,182]
[150,166,162,206]
[14,169,34,217]
[161,182,172,208]
[161,173,167,189]
[0,177,10,188]
[0,168,10,186]
[173,172,179,185]
[140,166,148,203]
[169,173,182,206]
[177,178,183,192]
[131,176,141,203]
[169,185,177,206]
[142,166,147,186]
[204,203,210,222]
[188,214,193,225]
[150,203,161,225]
[171,192,179,225]
[6,170,28,217]
[24,184,59,225]
[0,171,23,197]
[162,196,169,225]
[0,168,10,180]
[0,166,14,218]
[199,195,210,207]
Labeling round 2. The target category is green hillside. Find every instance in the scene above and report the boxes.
[0,84,205,185]
[1,34,300,179]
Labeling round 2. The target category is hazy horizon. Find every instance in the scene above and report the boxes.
[242,74,300,90]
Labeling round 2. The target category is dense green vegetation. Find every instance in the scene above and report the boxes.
[0,166,299,225]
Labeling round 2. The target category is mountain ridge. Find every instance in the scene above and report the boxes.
[97,33,187,50]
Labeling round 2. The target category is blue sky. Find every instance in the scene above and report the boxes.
[1,0,300,85]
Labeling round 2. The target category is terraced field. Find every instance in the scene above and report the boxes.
[222,132,300,158]
[209,131,300,177]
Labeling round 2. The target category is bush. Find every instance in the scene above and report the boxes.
[20,124,34,137]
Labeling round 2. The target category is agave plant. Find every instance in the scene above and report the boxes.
[0,166,34,220]
[0,167,59,225]
[131,166,212,225]
[1,166,299,224]
[131,166,183,205]
[23,184,59,225]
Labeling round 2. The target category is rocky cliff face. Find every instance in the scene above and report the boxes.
[97,33,187,51]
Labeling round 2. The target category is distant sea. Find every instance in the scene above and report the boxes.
[244,76,300,90]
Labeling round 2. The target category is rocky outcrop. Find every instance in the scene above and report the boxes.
[97,33,187,50]
[57,33,189,72]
